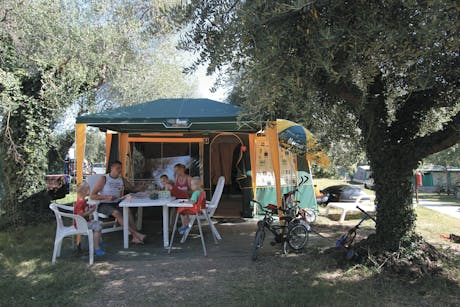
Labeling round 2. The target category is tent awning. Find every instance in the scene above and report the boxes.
[76,98,257,133]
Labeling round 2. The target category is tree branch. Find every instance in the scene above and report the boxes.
[264,1,318,26]
[412,110,460,160]
[323,80,363,108]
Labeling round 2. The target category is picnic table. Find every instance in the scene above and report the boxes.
[119,193,193,249]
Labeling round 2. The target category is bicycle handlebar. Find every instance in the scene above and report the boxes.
[356,206,376,223]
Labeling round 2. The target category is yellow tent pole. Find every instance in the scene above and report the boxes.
[75,124,87,184]
[267,122,282,208]
[248,133,257,203]
[105,133,112,168]
[119,133,129,177]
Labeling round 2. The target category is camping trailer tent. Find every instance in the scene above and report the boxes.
[75,99,321,217]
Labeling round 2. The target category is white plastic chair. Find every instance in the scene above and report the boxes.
[181,176,225,243]
[49,203,94,265]
[325,195,376,223]
[86,174,123,234]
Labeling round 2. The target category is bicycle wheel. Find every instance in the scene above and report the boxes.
[304,209,317,224]
[287,224,309,250]
[252,229,265,260]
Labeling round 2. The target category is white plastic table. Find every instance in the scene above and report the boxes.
[119,195,193,249]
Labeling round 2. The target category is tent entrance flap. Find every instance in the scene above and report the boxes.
[252,122,318,215]
[208,133,251,218]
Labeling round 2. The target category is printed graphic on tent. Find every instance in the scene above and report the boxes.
[276,119,330,167]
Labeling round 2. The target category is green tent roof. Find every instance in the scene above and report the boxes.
[76,98,256,133]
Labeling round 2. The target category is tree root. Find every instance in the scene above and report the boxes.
[328,234,449,279]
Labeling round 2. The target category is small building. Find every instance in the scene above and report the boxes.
[418,166,460,193]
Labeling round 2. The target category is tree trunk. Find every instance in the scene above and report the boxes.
[359,75,418,251]
[370,153,417,251]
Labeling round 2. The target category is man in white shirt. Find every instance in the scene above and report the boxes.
[91,160,146,244]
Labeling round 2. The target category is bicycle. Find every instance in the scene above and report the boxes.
[277,176,318,223]
[335,206,376,260]
[251,199,309,260]
[282,187,318,224]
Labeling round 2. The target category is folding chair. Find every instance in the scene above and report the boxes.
[181,176,225,243]
[168,203,207,256]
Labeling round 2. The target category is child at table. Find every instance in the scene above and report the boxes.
[74,182,105,256]
[178,176,206,234]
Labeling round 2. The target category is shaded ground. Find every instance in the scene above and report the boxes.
[50,207,459,307]
[4,187,459,306]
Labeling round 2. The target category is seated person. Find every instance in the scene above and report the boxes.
[74,182,105,256]
[160,174,190,227]
[177,176,206,234]
[160,174,189,199]
[174,163,192,196]
[90,160,146,244]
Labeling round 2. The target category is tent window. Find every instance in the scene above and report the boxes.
[132,142,201,180]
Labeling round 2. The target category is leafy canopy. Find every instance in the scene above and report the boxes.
[0,0,194,226]
[172,0,460,250]
[174,0,459,160]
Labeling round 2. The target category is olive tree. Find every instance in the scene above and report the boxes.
[172,0,460,252]
[0,0,194,227]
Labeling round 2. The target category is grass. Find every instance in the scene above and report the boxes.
[0,223,99,306]
[1,178,459,306]
[416,206,460,249]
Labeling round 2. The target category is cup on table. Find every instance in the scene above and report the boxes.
[126,194,132,203]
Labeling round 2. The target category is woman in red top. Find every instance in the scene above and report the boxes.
[161,173,191,227]
[160,174,189,199]
[174,163,192,196]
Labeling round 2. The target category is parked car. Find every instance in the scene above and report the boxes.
[321,185,371,204]
[92,162,106,174]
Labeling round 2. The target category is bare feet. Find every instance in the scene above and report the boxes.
[131,238,144,244]
[138,233,147,241]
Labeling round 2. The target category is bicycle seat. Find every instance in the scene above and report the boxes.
[265,204,278,214]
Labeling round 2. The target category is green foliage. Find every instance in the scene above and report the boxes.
[173,0,460,251]
[0,0,194,227]
[85,130,106,164]
[424,144,460,167]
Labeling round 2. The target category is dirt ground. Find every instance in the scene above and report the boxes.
[71,214,348,306]
[60,208,460,307]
